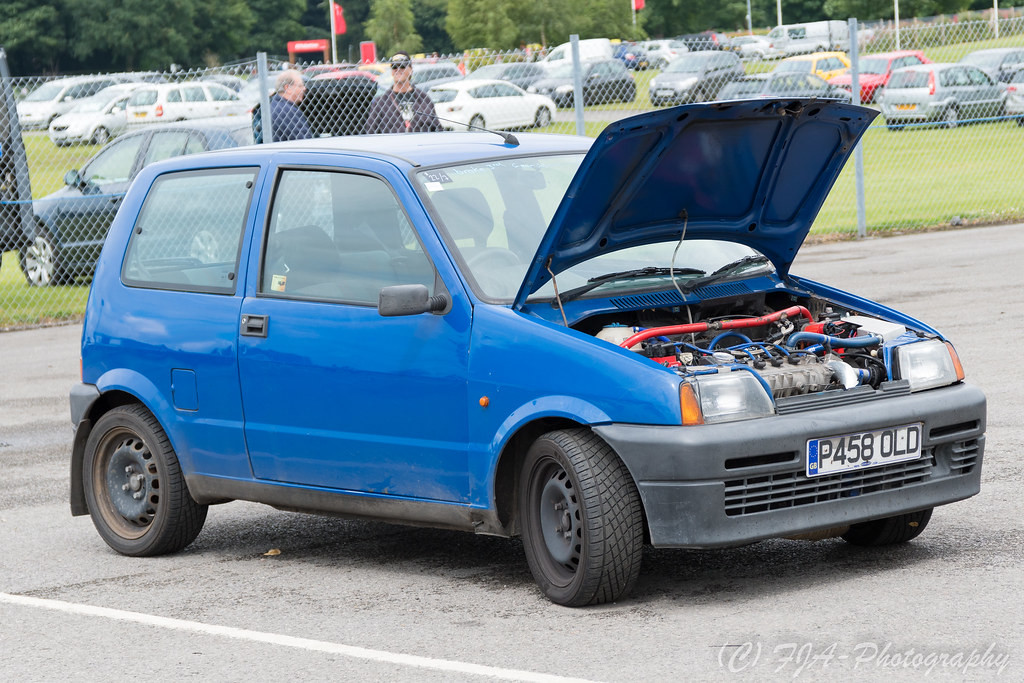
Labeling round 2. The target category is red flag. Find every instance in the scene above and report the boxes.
[333,3,347,35]
[633,0,645,9]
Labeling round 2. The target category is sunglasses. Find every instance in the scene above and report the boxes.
[391,62,410,70]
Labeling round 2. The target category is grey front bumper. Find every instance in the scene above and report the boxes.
[594,382,985,548]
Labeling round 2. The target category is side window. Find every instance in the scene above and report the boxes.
[261,170,434,304]
[209,85,236,101]
[966,67,991,85]
[143,131,191,166]
[493,84,521,97]
[166,88,182,103]
[122,168,258,293]
[183,86,207,102]
[82,136,143,184]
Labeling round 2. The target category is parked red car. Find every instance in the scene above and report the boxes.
[829,50,931,103]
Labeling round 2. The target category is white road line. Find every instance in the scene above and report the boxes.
[0,592,597,683]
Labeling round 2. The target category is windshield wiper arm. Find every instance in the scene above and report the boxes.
[558,266,705,304]
[678,255,771,294]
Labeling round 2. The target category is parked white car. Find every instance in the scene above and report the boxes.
[429,79,557,131]
[17,74,129,130]
[48,83,146,146]
[641,40,688,69]
[730,35,774,60]
[125,82,242,124]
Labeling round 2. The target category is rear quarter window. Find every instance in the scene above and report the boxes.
[122,168,258,293]
[889,70,929,88]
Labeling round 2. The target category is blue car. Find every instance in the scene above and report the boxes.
[70,100,986,606]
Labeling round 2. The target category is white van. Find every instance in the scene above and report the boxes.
[767,21,849,57]
[540,39,614,68]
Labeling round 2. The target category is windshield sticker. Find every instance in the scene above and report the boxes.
[421,170,453,184]
[425,181,445,192]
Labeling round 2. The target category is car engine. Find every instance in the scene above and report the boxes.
[581,296,922,399]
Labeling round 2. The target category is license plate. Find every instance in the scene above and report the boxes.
[656,89,674,97]
[134,112,147,118]
[806,423,922,477]
[895,104,917,111]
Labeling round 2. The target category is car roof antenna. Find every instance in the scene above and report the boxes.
[431,111,520,146]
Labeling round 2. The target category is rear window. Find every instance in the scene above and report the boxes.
[122,168,258,294]
[888,70,930,88]
[429,89,457,103]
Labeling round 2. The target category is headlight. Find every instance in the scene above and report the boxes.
[526,86,537,93]
[680,369,775,425]
[896,339,964,391]
[555,84,573,94]
[649,78,658,89]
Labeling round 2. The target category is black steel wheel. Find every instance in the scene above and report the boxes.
[519,429,643,606]
[83,404,207,556]
[842,508,933,546]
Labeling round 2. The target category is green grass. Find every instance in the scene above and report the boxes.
[22,132,103,198]
[0,250,89,328]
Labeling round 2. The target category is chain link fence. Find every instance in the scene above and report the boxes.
[2,11,1023,330]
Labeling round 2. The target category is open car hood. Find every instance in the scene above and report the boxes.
[513,99,876,309]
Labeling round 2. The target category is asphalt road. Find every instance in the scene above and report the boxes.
[1,224,1021,681]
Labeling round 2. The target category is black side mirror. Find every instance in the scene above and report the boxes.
[378,284,449,317]
[64,169,84,187]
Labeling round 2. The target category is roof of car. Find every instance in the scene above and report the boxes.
[183,131,592,169]
[783,51,848,61]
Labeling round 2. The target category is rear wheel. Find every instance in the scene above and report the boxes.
[519,429,644,606]
[942,105,959,129]
[20,229,68,286]
[842,508,933,546]
[533,106,552,128]
[83,404,208,556]
[469,114,485,131]
[91,126,110,145]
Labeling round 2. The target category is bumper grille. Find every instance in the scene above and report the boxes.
[723,439,980,517]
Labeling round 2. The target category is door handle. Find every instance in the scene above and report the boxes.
[240,314,268,337]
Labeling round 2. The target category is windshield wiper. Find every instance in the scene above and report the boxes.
[678,255,771,294]
[558,266,705,304]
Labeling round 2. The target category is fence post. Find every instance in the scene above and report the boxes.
[848,18,867,240]
[257,52,272,144]
[0,48,34,250]
[570,35,585,136]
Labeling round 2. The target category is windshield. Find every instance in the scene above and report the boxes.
[546,63,579,79]
[775,60,811,73]
[961,52,1002,69]
[665,57,706,74]
[25,82,65,102]
[418,154,583,299]
[417,154,770,302]
[858,57,889,75]
[467,65,504,79]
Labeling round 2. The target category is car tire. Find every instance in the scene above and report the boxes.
[83,404,208,557]
[942,105,959,129]
[1017,116,1024,127]
[92,126,110,145]
[841,508,933,546]
[469,114,485,131]
[519,428,643,606]
[19,228,69,287]
[533,106,552,128]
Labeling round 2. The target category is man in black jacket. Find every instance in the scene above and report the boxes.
[363,52,442,134]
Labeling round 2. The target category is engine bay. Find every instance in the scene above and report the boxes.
[577,292,932,399]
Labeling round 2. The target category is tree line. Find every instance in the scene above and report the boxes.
[0,0,993,76]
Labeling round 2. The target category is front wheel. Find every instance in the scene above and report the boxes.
[20,229,68,286]
[519,429,643,606]
[468,114,485,131]
[91,126,110,145]
[83,404,208,556]
[842,508,933,546]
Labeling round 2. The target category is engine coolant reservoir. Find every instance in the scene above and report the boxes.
[597,324,641,350]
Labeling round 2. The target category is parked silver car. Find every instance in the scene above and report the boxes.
[958,47,1024,83]
[1007,68,1024,125]
[648,51,744,106]
[878,63,1006,130]
[48,83,145,146]
[717,72,851,101]
[17,74,129,130]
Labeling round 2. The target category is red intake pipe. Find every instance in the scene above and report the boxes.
[619,306,814,348]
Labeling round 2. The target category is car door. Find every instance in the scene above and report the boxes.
[182,85,209,119]
[237,163,473,502]
[492,83,531,128]
[964,66,1002,118]
[43,132,147,260]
